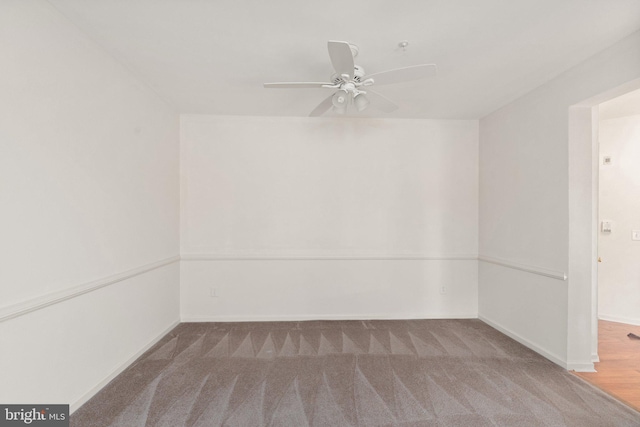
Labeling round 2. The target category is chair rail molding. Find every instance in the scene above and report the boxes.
[479,254,567,281]
[0,255,180,323]
[180,252,479,261]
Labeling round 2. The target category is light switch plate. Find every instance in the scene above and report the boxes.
[601,220,613,233]
[633,230,640,241]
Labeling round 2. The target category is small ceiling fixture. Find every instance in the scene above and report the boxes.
[264,41,437,116]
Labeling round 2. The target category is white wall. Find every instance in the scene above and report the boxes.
[0,1,180,409]
[598,114,640,325]
[479,30,640,370]
[181,115,479,320]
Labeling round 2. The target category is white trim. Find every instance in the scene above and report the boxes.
[182,313,479,322]
[478,315,574,370]
[568,104,601,375]
[0,256,180,323]
[590,106,601,376]
[181,253,478,261]
[69,320,180,414]
[598,314,640,326]
[567,362,597,373]
[478,255,567,281]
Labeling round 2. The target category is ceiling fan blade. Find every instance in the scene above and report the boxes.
[365,64,437,86]
[309,93,334,117]
[264,82,332,88]
[367,89,398,113]
[327,40,354,78]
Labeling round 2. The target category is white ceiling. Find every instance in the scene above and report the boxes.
[48,0,640,119]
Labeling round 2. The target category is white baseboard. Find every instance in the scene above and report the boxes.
[181,313,479,323]
[478,315,586,371]
[70,320,180,414]
[598,314,640,326]
[567,362,597,372]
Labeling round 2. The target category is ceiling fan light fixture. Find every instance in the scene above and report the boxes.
[353,93,370,112]
[332,90,349,108]
[332,104,347,114]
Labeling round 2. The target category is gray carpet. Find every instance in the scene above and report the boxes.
[71,319,640,426]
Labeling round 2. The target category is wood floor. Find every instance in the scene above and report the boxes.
[574,320,640,412]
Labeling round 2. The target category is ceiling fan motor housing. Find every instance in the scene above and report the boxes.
[331,65,365,85]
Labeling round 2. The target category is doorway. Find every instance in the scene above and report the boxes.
[567,78,640,372]
[572,87,640,410]
[596,88,640,326]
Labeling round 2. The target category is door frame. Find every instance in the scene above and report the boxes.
[568,78,640,370]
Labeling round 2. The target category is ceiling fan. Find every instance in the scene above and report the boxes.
[263,40,437,116]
